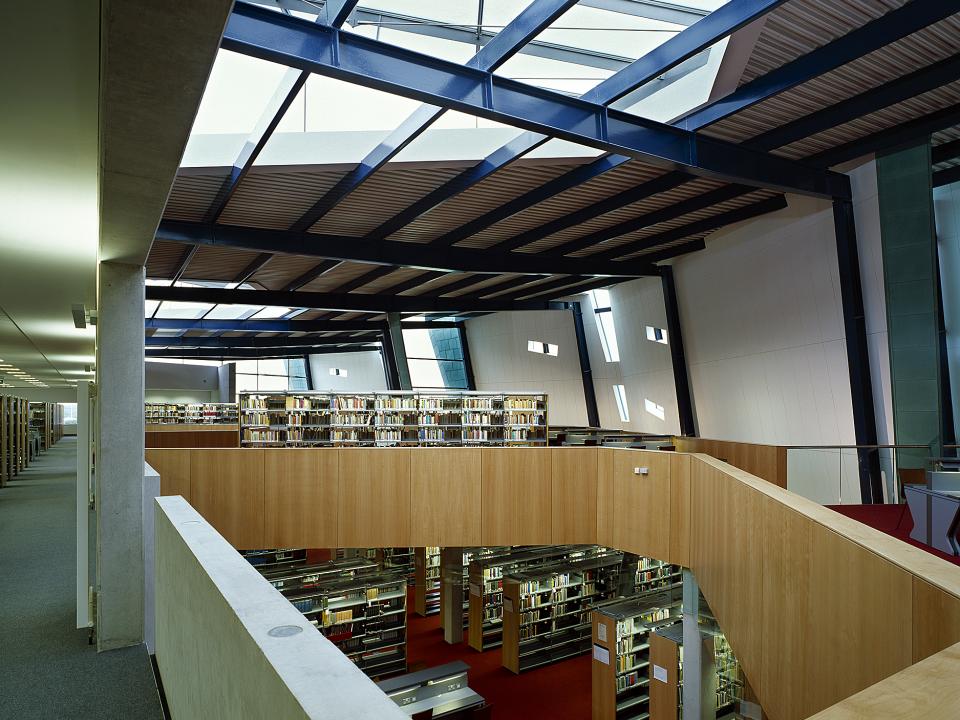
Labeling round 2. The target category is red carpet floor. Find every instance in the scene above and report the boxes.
[405,597,592,720]
[826,503,960,567]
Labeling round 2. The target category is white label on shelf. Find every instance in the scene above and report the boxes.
[504,598,514,613]
[653,664,668,683]
[592,644,610,665]
[469,583,481,597]
[597,623,607,642]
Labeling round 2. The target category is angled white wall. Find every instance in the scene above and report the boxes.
[308,351,388,392]
[934,178,960,441]
[465,310,588,427]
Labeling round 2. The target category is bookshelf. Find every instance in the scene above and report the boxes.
[501,551,625,674]
[634,558,683,594]
[29,402,47,451]
[414,546,440,617]
[467,545,601,652]
[260,557,380,594]
[238,391,548,448]
[591,586,684,720]
[280,571,409,678]
[242,548,307,572]
[145,402,238,425]
[377,547,415,584]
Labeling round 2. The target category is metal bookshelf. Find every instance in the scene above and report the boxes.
[238,391,547,447]
[145,402,238,425]
[414,546,440,617]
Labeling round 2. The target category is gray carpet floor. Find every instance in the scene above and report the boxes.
[0,438,164,719]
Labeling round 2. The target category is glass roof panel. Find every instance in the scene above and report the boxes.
[154,301,215,320]
[355,0,481,26]
[203,304,264,320]
[251,306,296,319]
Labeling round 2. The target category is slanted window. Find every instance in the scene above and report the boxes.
[646,326,668,344]
[329,367,348,377]
[644,398,665,421]
[613,385,629,422]
[527,340,559,356]
[588,289,620,362]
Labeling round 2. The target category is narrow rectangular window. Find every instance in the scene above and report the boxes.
[329,368,348,377]
[527,340,558,356]
[613,385,629,422]
[646,326,668,345]
[589,289,619,362]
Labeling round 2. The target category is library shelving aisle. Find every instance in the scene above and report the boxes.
[239,390,548,447]
[414,547,440,616]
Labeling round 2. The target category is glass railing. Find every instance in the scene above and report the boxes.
[785,445,933,505]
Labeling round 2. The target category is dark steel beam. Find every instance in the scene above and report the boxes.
[488,171,691,251]
[170,245,199,284]
[147,346,379,360]
[453,275,550,300]
[156,220,654,277]
[659,266,695,436]
[380,270,447,295]
[519,275,634,300]
[589,194,788,261]
[223,4,849,199]
[145,318,386,332]
[327,265,397,294]
[548,184,752,256]
[430,155,631,248]
[749,53,960,153]
[232,252,274,285]
[933,138,960,165]
[833,199,882,503]
[637,237,706,263]
[934,165,960,189]
[677,0,958,131]
[146,285,571,313]
[509,275,590,299]
[414,274,487,298]
[302,352,314,389]
[570,302,601,428]
[379,329,402,390]
[810,103,960,168]
[458,323,477,391]
[288,0,581,232]
[145,335,375,348]
[282,260,342,291]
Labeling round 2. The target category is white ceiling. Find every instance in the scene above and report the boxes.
[0,2,100,390]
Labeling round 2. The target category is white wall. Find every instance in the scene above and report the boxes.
[465,310,588,427]
[570,279,680,434]
[145,360,220,403]
[308,351,387,392]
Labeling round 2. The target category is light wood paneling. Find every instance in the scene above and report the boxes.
[609,449,671,559]
[551,447,598,544]
[480,448,552,546]
[806,642,960,720]
[190,449,265,549]
[597,447,614,548]
[689,457,764,699]
[410,448,481,546]
[501,578,521,674]
[675,437,786,488]
[591,612,617,720]
[338,448,411,547]
[263,449,338,548]
[668,453,690,567]
[146,448,193,500]
[913,578,960,663]
[649,631,679,720]
[760,499,913,720]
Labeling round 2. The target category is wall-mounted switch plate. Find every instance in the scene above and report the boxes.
[634,467,649,476]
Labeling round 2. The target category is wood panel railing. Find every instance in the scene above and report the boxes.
[673,436,787,488]
[146,446,960,720]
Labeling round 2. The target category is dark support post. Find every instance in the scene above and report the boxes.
[571,302,601,428]
[387,313,413,390]
[832,199,883,503]
[302,353,314,390]
[380,333,401,391]
[660,266,696,437]
[458,323,477,391]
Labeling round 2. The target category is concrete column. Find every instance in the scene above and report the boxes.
[96,261,146,651]
[682,569,714,720]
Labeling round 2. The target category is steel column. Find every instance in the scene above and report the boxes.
[458,323,477,391]
[571,302,601,428]
[832,199,883,503]
[659,266,696,436]
[387,312,412,390]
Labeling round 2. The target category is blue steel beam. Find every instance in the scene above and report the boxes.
[156,220,653,277]
[145,318,386,332]
[676,0,958,132]
[409,0,788,246]
[288,0,581,232]
[204,7,358,224]
[223,4,850,199]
